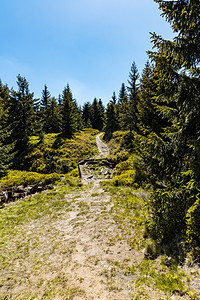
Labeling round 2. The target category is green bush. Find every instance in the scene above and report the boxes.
[0,170,62,188]
[23,129,99,174]
[111,154,147,187]
[186,198,200,259]
[111,170,137,187]
[148,189,188,242]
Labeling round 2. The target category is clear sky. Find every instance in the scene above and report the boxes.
[0,0,174,105]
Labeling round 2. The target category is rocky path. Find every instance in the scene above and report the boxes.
[55,134,138,299]
[78,133,112,183]
[95,133,109,158]
[52,182,138,299]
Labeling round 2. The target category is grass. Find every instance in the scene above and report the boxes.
[102,130,128,155]
[105,184,199,299]
[0,180,85,299]
[104,186,148,249]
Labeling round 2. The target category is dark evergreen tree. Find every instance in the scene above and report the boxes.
[40,85,51,133]
[82,102,92,127]
[0,80,10,129]
[9,75,36,154]
[0,125,14,178]
[111,91,117,105]
[124,61,140,132]
[90,98,104,130]
[138,61,160,134]
[118,83,127,104]
[46,97,61,133]
[104,100,118,141]
[98,99,105,129]
[61,84,77,138]
[142,0,200,254]
[117,83,128,130]
[0,81,13,177]
[41,84,51,110]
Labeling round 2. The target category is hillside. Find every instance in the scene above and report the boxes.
[0,130,200,299]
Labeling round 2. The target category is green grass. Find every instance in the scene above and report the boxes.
[0,180,85,299]
[106,186,149,249]
[105,184,199,299]
[102,130,127,155]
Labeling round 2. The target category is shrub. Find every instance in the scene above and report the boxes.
[186,198,200,259]
[0,170,62,188]
[111,170,137,187]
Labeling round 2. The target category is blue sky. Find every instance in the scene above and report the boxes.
[0,0,174,105]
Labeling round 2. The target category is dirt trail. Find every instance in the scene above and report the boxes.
[53,183,138,299]
[95,133,109,158]
[0,134,141,299]
[78,133,112,183]
[56,135,138,299]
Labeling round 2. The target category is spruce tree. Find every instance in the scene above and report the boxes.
[46,97,61,133]
[138,61,160,134]
[40,84,51,133]
[112,91,117,105]
[9,75,36,154]
[118,83,127,104]
[90,98,104,130]
[143,0,200,249]
[125,61,140,132]
[104,100,118,141]
[82,102,92,127]
[0,81,13,177]
[61,84,77,138]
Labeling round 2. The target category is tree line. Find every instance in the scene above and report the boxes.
[1,0,200,259]
[0,61,140,174]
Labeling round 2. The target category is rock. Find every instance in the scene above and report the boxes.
[0,181,55,208]
[46,185,54,190]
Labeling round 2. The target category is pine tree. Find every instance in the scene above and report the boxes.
[9,75,36,154]
[104,100,118,141]
[143,0,200,248]
[90,98,104,130]
[118,83,127,104]
[61,84,77,138]
[82,102,92,127]
[0,81,13,177]
[125,61,140,131]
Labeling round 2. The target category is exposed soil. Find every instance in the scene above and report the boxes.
[62,133,141,299]
[95,133,109,158]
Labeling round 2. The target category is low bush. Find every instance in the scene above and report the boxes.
[186,198,200,259]
[0,170,62,188]
[110,154,147,187]
[15,129,99,174]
